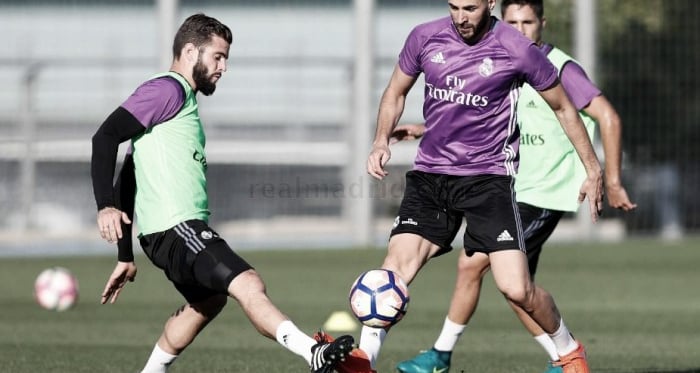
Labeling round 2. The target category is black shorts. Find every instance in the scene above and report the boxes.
[139,220,253,304]
[518,202,564,279]
[390,171,525,256]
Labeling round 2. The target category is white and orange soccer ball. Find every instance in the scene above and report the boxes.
[33,267,79,311]
[348,269,409,328]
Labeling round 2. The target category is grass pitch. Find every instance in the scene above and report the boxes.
[1,237,699,372]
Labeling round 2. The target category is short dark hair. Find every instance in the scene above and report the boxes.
[172,13,233,59]
[500,0,544,19]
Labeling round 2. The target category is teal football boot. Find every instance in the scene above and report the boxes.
[396,348,451,373]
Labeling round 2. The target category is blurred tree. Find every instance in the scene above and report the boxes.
[542,0,574,52]
[539,0,699,164]
[598,0,699,164]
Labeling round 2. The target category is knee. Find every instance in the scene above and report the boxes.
[383,236,439,285]
[228,270,268,302]
[499,283,533,309]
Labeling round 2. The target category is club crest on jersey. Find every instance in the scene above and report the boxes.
[478,57,494,77]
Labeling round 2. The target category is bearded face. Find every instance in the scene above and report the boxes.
[192,55,217,96]
[449,0,494,44]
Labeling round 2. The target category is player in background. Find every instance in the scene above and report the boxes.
[90,13,353,373]
[394,0,637,372]
[335,0,604,372]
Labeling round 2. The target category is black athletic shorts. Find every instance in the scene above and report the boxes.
[390,171,525,256]
[139,220,253,304]
[518,202,564,279]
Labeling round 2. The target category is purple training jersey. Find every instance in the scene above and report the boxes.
[121,76,185,129]
[398,17,558,176]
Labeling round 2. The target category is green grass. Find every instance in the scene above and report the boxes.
[1,238,700,372]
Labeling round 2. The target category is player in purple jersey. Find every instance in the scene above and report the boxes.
[393,1,637,372]
[91,14,353,373]
[338,1,601,373]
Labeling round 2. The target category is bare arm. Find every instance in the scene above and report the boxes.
[582,95,637,211]
[367,65,418,180]
[390,123,426,144]
[539,82,604,222]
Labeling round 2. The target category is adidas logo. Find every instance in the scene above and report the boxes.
[526,100,536,108]
[431,52,446,64]
[496,230,514,242]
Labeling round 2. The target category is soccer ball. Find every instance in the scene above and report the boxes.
[33,267,79,311]
[348,269,409,328]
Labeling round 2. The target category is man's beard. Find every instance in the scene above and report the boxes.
[193,60,216,96]
[457,11,492,44]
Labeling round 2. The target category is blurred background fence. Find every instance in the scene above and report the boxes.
[0,0,698,255]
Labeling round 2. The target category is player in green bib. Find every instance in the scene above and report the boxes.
[391,1,636,373]
[90,13,353,373]
[130,70,210,235]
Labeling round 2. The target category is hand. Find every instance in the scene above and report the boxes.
[390,124,425,144]
[578,172,604,223]
[606,183,637,211]
[97,207,132,243]
[367,144,391,180]
[101,261,137,304]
